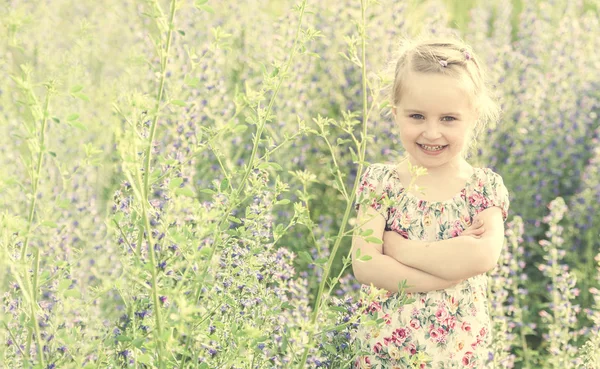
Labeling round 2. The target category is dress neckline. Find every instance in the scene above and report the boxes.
[388,163,481,205]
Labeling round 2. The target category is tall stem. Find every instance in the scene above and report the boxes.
[138,0,177,367]
[17,81,51,368]
[297,1,370,367]
[195,0,308,299]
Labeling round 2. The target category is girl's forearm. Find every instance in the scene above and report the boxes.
[388,236,491,280]
[353,253,462,294]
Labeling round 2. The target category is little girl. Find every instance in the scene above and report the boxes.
[352,37,510,368]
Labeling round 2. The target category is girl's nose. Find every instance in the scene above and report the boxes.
[423,123,442,139]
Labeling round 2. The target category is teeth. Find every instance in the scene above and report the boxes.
[420,144,445,151]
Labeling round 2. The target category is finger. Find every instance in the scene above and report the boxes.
[473,227,485,235]
[467,221,484,231]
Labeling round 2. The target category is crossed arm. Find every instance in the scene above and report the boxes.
[351,205,505,294]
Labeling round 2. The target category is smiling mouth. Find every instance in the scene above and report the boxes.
[418,143,448,152]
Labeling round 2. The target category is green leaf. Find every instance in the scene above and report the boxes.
[64,289,81,298]
[184,75,200,87]
[113,212,124,224]
[132,337,145,348]
[198,4,214,13]
[175,187,195,197]
[275,199,290,205]
[359,255,372,261]
[70,85,84,93]
[73,92,90,101]
[58,279,72,291]
[257,162,283,171]
[281,302,294,310]
[199,188,215,195]
[52,117,60,123]
[171,99,187,107]
[314,257,328,265]
[194,0,208,5]
[41,221,58,228]
[137,353,152,364]
[177,30,185,36]
[228,216,242,224]
[219,178,229,192]
[116,335,132,342]
[366,236,383,244]
[361,228,373,237]
[169,177,183,190]
[349,147,358,163]
[329,306,347,313]
[69,121,87,130]
[299,251,313,264]
[67,113,79,121]
[232,124,247,134]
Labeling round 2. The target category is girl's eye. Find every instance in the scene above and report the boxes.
[442,116,456,122]
[409,114,425,120]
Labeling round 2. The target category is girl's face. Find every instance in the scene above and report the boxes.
[392,71,477,170]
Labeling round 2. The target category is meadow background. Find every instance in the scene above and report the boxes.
[1,0,599,368]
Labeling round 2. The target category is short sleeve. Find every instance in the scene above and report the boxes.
[469,169,510,222]
[354,164,390,220]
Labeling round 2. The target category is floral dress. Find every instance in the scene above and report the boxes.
[352,163,510,369]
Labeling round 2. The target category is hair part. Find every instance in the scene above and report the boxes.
[386,35,501,158]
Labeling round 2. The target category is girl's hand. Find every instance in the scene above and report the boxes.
[382,230,407,260]
[461,217,485,239]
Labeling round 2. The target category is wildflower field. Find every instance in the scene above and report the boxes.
[1,0,600,368]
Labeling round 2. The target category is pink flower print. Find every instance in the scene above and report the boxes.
[462,215,471,226]
[392,327,409,344]
[373,342,383,354]
[445,315,457,330]
[471,334,484,349]
[435,307,449,323]
[434,327,448,343]
[383,313,392,325]
[479,327,487,336]
[450,219,464,238]
[430,329,439,340]
[461,321,471,332]
[404,343,417,355]
[462,351,476,368]
[475,177,485,189]
[410,318,421,330]
[367,301,382,314]
[468,192,488,209]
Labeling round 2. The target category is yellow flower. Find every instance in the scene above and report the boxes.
[389,345,401,360]
[370,327,380,339]
[423,213,432,227]
[400,213,411,228]
[457,340,465,351]
[360,357,372,369]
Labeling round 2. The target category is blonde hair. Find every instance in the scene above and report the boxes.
[387,35,501,158]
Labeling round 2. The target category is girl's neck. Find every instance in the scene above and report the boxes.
[401,155,472,179]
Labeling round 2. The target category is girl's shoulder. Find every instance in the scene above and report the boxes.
[471,167,507,187]
[362,162,397,182]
